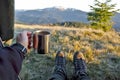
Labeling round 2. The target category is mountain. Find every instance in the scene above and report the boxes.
[15,7,120,30]
[112,13,120,31]
[15,7,88,24]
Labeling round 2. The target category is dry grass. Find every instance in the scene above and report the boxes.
[15,24,120,80]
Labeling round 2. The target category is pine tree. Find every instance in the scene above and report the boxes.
[88,0,119,31]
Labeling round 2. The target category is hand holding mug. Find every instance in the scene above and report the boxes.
[16,31,31,49]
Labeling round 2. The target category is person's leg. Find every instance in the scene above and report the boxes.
[73,51,90,80]
[49,51,67,80]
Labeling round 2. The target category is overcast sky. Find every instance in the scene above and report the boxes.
[15,0,120,12]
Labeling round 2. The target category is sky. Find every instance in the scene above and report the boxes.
[15,0,120,12]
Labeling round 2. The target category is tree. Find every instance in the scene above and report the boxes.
[88,0,119,31]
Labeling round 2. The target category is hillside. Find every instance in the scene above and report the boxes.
[15,24,120,80]
[15,7,120,30]
[15,7,87,24]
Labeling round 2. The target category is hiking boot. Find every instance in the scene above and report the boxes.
[52,51,67,80]
[73,51,89,79]
[55,51,66,67]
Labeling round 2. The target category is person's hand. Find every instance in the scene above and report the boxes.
[16,31,31,49]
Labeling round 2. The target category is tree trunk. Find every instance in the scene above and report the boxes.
[0,0,14,41]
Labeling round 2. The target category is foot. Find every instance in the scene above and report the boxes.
[73,51,87,76]
[53,51,67,79]
[55,51,65,67]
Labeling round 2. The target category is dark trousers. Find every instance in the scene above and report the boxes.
[49,72,90,80]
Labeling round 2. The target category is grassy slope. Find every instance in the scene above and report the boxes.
[15,24,120,80]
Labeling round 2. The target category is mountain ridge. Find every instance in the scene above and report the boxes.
[15,7,120,30]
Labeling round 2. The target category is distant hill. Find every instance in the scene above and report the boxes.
[15,7,120,30]
[112,13,120,31]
